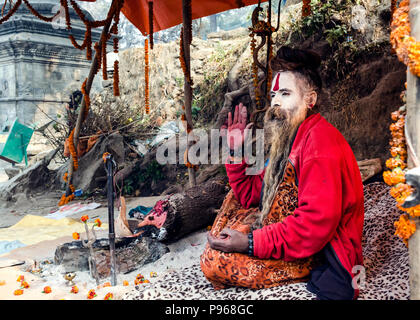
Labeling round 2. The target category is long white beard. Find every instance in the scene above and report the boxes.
[253,107,302,229]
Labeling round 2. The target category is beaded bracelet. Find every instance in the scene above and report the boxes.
[248,232,254,257]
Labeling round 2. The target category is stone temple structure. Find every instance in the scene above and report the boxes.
[0,0,103,131]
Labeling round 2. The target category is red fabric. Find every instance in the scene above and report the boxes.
[225,158,264,209]
[226,113,364,298]
[80,0,268,35]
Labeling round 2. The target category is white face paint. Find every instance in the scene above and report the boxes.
[270,71,306,111]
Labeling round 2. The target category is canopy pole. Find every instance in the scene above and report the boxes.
[66,1,117,196]
[182,0,196,187]
[407,0,420,301]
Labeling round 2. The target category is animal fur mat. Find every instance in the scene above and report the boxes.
[123,182,409,300]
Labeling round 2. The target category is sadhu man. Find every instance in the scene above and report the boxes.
[200,46,365,300]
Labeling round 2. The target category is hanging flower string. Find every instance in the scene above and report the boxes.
[0,0,22,25]
[390,0,420,77]
[383,103,420,246]
[57,0,124,206]
[179,28,193,86]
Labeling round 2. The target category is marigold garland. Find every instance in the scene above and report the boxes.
[23,0,59,22]
[68,128,78,170]
[144,38,150,114]
[394,214,416,246]
[0,0,22,25]
[390,0,420,77]
[384,104,420,246]
[81,78,91,122]
[179,28,193,86]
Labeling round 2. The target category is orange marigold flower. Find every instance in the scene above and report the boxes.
[17,275,24,282]
[398,203,420,218]
[72,232,80,240]
[123,280,129,286]
[43,286,52,294]
[383,169,406,186]
[386,158,406,170]
[87,289,97,299]
[20,281,29,289]
[94,218,102,228]
[70,286,79,294]
[81,215,89,223]
[14,289,24,296]
[394,214,416,246]
[0,280,5,286]
[104,293,113,300]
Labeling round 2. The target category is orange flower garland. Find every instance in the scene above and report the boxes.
[179,28,193,86]
[394,214,416,246]
[384,105,420,246]
[0,0,22,25]
[390,0,420,77]
[23,0,59,22]
[145,38,150,114]
[68,129,78,170]
[81,78,91,122]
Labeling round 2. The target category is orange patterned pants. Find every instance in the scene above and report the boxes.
[200,161,320,290]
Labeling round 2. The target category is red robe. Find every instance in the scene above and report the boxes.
[225,113,364,299]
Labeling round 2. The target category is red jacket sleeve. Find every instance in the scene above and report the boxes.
[253,156,343,260]
[225,158,264,209]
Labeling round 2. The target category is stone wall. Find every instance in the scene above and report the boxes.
[0,2,103,132]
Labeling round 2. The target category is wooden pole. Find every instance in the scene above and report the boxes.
[406,0,420,301]
[66,2,117,196]
[182,0,196,187]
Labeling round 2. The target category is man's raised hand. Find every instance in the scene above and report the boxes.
[221,103,253,151]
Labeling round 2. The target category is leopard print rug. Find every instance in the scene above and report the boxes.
[123,182,409,300]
